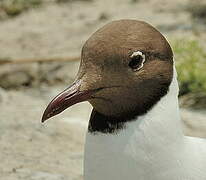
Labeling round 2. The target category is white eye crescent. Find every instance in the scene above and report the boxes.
[129,51,146,70]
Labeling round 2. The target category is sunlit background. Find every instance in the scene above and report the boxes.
[0,0,205,179]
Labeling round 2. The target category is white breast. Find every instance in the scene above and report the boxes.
[84,67,206,180]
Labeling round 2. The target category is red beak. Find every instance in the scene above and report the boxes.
[41,80,93,123]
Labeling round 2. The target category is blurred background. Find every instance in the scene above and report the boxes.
[0,0,205,179]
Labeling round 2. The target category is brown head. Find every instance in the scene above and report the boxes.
[42,19,173,123]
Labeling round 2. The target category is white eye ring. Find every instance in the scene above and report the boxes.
[130,51,146,70]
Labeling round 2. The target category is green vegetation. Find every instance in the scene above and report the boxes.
[0,0,42,18]
[172,39,206,108]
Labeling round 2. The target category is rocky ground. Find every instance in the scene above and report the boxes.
[0,0,205,179]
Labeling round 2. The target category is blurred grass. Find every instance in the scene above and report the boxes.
[172,39,206,108]
[0,0,92,19]
[0,0,42,18]
[56,0,92,3]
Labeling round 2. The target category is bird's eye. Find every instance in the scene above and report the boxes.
[129,51,145,71]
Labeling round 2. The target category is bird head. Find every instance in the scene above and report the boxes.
[42,20,173,123]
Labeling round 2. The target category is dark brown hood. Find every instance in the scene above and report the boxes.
[42,19,173,123]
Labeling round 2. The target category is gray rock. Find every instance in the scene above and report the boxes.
[0,63,39,89]
[0,61,79,89]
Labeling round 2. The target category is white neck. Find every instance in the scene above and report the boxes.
[132,67,184,148]
[84,67,186,180]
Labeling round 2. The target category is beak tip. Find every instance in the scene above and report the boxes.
[41,116,46,123]
[41,111,50,123]
[41,117,46,123]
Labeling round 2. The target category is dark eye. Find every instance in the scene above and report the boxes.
[129,51,145,70]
